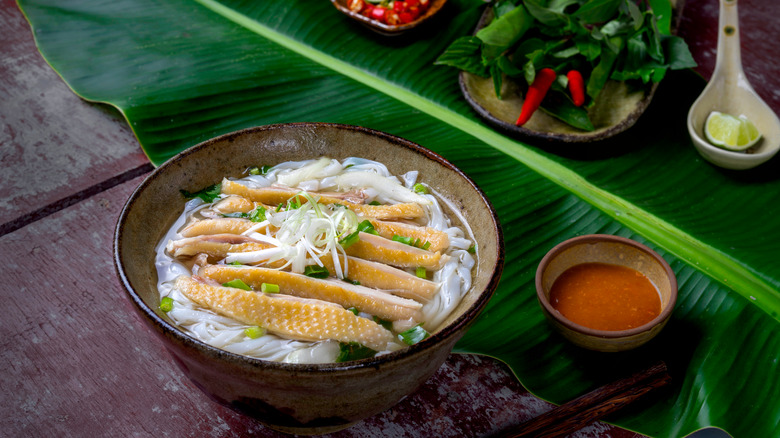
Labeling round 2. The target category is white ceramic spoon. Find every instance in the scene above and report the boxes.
[687,0,780,170]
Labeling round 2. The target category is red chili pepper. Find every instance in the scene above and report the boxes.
[516,68,557,126]
[567,70,585,107]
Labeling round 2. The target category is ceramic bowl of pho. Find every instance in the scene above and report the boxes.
[535,234,676,352]
[114,122,503,435]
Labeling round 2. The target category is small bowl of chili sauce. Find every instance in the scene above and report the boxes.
[330,0,447,37]
[536,235,677,352]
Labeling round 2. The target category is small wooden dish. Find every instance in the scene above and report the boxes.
[535,235,677,352]
[330,0,448,36]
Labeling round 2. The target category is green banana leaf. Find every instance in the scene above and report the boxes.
[18,0,780,436]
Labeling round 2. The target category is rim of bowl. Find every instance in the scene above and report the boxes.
[535,234,677,339]
[114,122,504,373]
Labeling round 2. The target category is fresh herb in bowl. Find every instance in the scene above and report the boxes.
[436,0,696,132]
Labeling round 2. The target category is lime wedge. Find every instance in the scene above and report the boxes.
[704,111,762,151]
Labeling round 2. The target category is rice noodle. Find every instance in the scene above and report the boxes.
[155,157,476,363]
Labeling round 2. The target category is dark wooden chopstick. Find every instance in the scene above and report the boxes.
[500,361,671,438]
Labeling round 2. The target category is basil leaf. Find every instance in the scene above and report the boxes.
[573,0,621,24]
[540,93,596,131]
[548,0,582,14]
[492,0,517,19]
[434,36,489,78]
[497,55,525,77]
[663,35,697,70]
[621,0,643,30]
[586,39,621,99]
[476,4,534,54]
[574,36,601,61]
[490,60,503,98]
[648,0,672,35]
[524,0,569,28]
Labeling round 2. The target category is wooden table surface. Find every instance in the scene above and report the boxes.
[2,0,777,436]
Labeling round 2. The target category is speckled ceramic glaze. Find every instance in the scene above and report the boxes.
[114,123,503,435]
[535,235,677,352]
[330,0,448,37]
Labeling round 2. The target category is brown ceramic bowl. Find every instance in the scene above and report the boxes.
[330,0,448,36]
[114,123,503,435]
[535,235,677,352]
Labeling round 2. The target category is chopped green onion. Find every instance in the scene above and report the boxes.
[347,306,359,315]
[392,235,414,246]
[357,220,378,235]
[413,183,428,194]
[399,325,430,345]
[415,267,427,279]
[288,195,302,210]
[468,244,476,254]
[180,183,221,203]
[221,212,245,218]
[275,203,283,212]
[261,283,280,293]
[373,316,393,331]
[244,326,266,339]
[333,203,345,208]
[336,342,377,362]
[304,265,330,279]
[222,279,251,291]
[159,296,174,312]
[248,206,267,222]
[421,241,431,250]
[228,261,244,266]
[339,230,360,249]
[369,200,381,206]
[248,165,272,175]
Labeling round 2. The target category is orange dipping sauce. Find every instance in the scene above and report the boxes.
[549,263,662,331]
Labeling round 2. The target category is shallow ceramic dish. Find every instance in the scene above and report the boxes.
[330,0,448,36]
[459,3,681,143]
[114,122,503,435]
[536,235,677,352]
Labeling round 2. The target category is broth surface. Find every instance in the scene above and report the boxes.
[550,262,661,331]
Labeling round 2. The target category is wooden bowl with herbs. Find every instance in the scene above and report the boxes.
[437,0,695,143]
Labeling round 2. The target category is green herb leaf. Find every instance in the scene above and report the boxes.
[304,264,329,279]
[434,36,489,78]
[525,0,568,28]
[541,94,596,131]
[476,4,534,56]
[222,278,251,290]
[347,306,359,315]
[180,183,221,203]
[336,342,377,362]
[399,325,430,346]
[573,0,621,24]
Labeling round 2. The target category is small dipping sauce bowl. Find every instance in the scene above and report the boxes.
[536,235,677,352]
